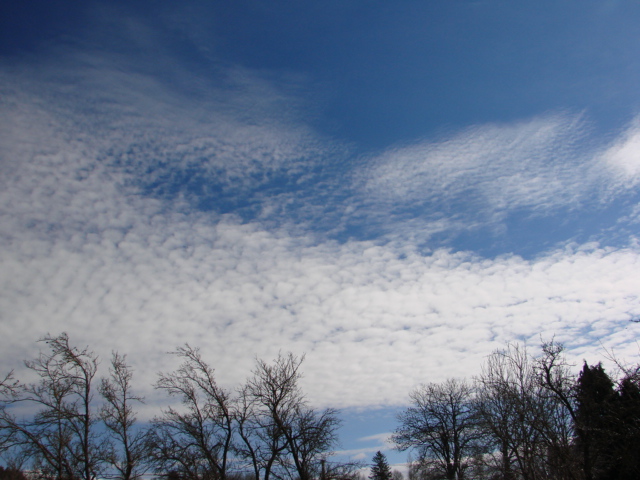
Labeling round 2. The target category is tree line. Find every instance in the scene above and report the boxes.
[2,334,639,480]
[0,333,358,480]
[393,341,640,480]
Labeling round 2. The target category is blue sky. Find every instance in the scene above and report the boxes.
[3,0,640,468]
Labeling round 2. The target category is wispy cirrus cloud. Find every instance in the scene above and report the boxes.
[602,119,640,190]
[336,432,394,462]
[344,112,640,250]
[356,114,604,219]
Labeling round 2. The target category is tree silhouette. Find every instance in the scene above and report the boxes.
[369,451,392,480]
[393,379,481,480]
[575,362,615,480]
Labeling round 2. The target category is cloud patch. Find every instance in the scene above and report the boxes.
[602,119,640,189]
[357,114,599,217]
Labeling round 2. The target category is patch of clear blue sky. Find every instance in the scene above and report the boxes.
[198,0,640,148]
[335,407,404,467]
[451,197,640,259]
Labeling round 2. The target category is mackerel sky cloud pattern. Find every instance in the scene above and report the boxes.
[2,0,640,459]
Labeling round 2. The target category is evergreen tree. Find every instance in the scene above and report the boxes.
[605,375,640,480]
[574,362,615,480]
[370,451,392,480]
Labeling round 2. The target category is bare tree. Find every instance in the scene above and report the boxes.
[392,379,483,480]
[244,353,341,480]
[0,333,101,480]
[99,352,149,480]
[0,373,18,396]
[475,343,553,480]
[0,371,19,454]
[532,341,579,480]
[321,459,364,480]
[287,405,341,480]
[148,345,234,480]
[234,383,289,480]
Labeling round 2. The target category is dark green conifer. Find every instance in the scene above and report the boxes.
[605,374,640,480]
[575,362,615,480]
[369,451,392,480]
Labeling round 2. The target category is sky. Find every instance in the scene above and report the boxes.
[2,0,640,467]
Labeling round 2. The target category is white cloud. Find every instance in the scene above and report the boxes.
[3,182,640,409]
[2,43,640,415]
[602,119,640,188]
[356,115,637,231]
[358,433,393,447]
[357,114,594,217]
[334,432,393,462]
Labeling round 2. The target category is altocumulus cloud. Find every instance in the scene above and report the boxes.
[2,45,640,412]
